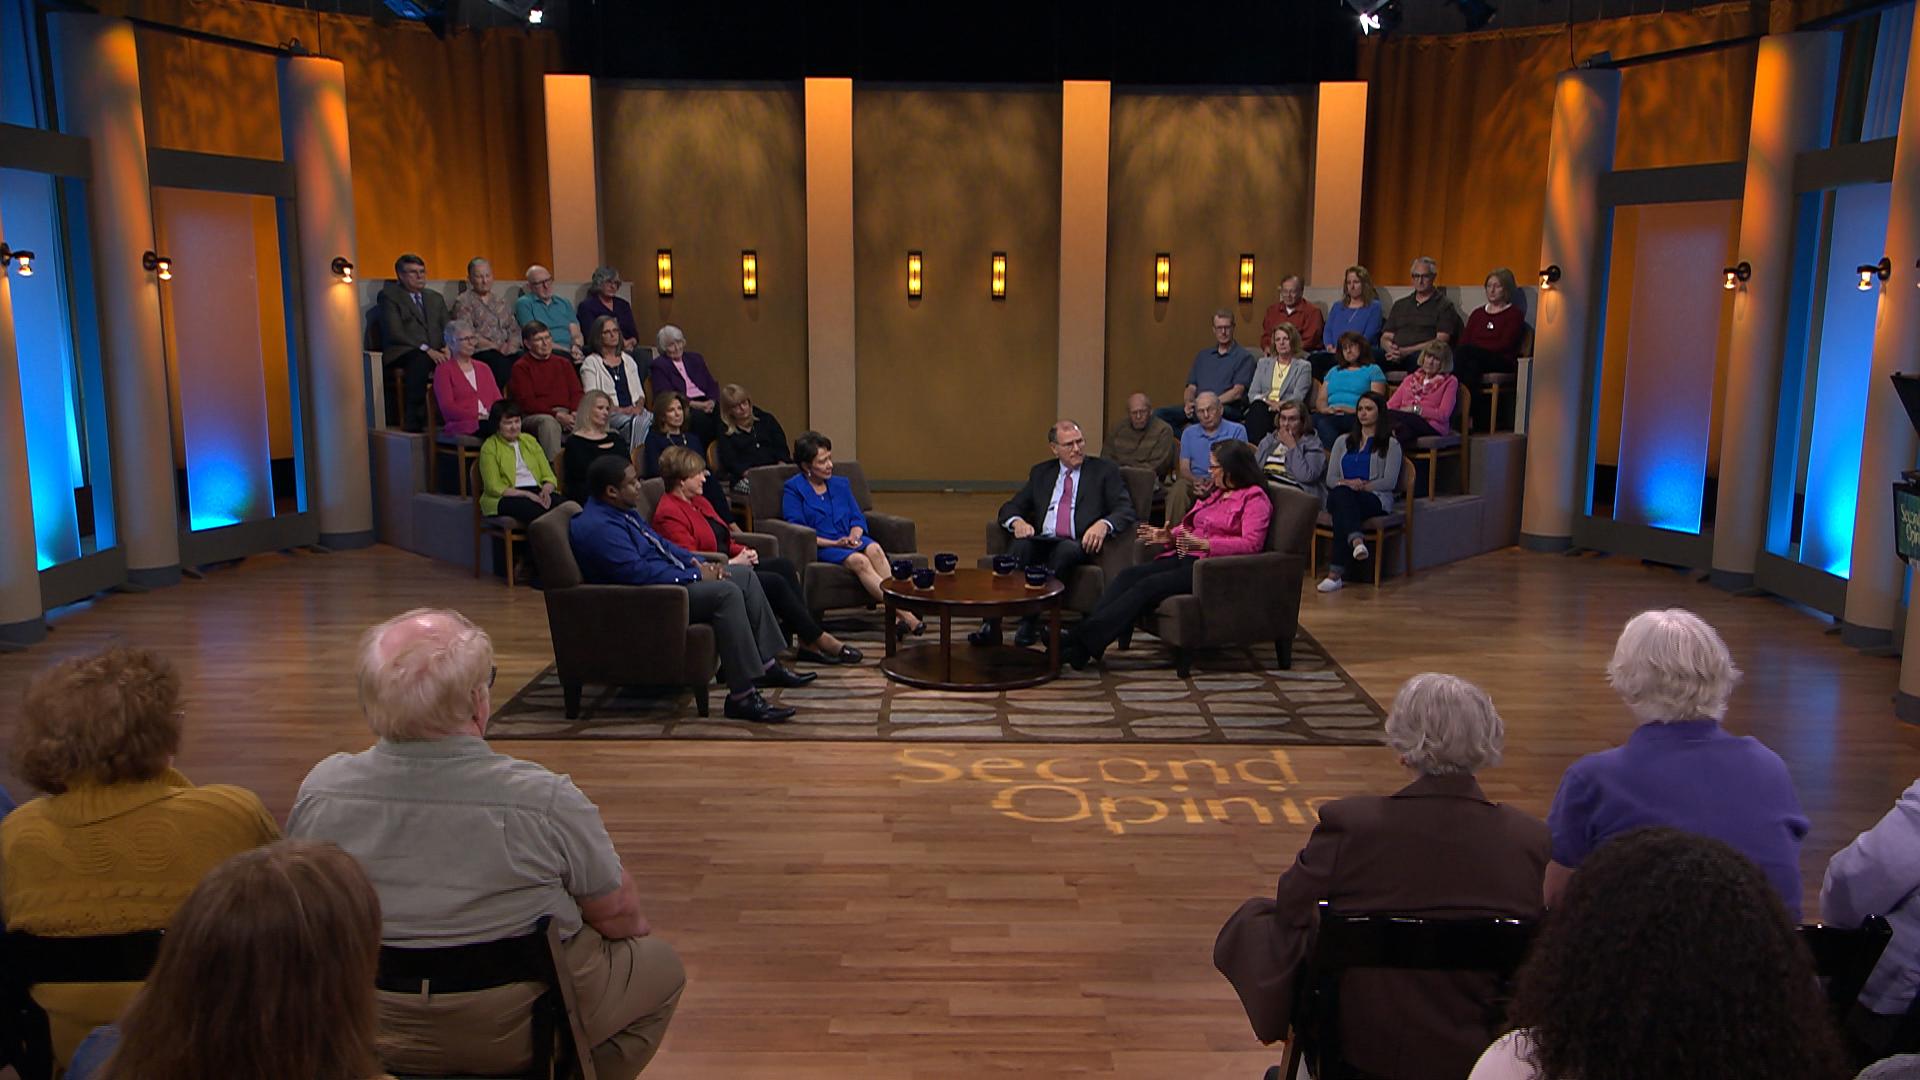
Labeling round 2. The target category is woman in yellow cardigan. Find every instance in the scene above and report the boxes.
[2,646,279,1067]
[479,400,559,524]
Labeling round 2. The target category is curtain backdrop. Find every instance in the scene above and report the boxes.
[97,0,560,278]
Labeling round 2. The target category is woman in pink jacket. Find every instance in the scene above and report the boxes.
[1064,438,1273,670]
[431,320,503,438]
[1385,340,1459,444]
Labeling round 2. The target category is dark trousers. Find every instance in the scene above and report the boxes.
[1073,556,1196,660]
[391,352,433,431]
[1387,410,1443,445]
[1326,487,1386,573]
[492,487,548,525]
[995,535,1086,632]
[687,403,721,443]
[1313,411,1356,448]
[1244,401,1276,443]
[1306,350,1340,381]
[473,348,517,390]
[754,556,822,645]
[1453,344,1516,427]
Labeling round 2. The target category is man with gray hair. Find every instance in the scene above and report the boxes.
[288,608,685,1079]
[1215,672,1547,1079]
[515,264,585,361]
[1380,255,1462,370]
[377,252,450,431]
[578,266,638,353]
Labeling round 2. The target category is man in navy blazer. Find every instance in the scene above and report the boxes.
[974,420,1137,647]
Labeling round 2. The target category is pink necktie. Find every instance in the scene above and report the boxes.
[1055,469,1075,538]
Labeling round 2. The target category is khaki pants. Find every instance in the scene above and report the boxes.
[378,927,684,1080]
[1165,477,1203,529]
[523,412,566,460]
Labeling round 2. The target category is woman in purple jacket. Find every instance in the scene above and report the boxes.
[648,324,723,441]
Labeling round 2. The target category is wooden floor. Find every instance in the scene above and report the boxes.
[2,492,1916,1079]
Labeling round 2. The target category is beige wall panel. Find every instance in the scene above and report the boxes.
[1310,81,1367,289]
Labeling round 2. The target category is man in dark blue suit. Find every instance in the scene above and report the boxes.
[974,420,1138,647]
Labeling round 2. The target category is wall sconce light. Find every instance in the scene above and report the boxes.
[655,249,673,297]
[741,250,758,298]
[1155,253,1171,300]
[1238,254,1256,302]
[143,250,173,281]
[907,250,923,299]
[990,252,1007,300]
[1538,265,1561,290]
[1723,261,1750,291]
[331,256,355,283]
[1857,257,1892,292]
[0,243,34,278]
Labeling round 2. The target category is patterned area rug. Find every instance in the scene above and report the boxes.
[488,617,1385,745]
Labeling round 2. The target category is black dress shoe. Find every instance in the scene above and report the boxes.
[1013,616,1043,648]
[724,691,796,723]
[754,665,816,689]
[968,619,1003,647]
[796,644,864,665]
[1063,637,1092,671]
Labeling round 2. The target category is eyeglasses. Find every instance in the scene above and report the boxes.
[488,665,497,688]
[1411,272,1436,281]
[529,277,554,286]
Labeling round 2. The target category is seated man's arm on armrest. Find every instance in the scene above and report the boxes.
[578,867,650,940]
[550,776,651,939]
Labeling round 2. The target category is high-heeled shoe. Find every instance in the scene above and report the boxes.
[895,618,926,638]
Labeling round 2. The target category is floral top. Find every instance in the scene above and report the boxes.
[453,288,521,355]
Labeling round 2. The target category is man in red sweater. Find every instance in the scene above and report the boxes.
[1261,274,1325,352]
[505,321,584,458]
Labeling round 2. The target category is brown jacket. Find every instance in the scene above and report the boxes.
[1214,773,1548,1080]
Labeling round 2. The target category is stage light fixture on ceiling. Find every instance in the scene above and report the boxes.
[741,250,758,298]
[1238,254,1256,302]
[331,256,355,283]
[1538,264,1561,290]
[0,243,35,278]
[1858,257,1892,292]
[143,250,173,281]
[1348,0,1401,35]
[655,249,673,297]
[527,1,544,24]
[1155,253,1171,300]
[1723,261,1750,291]
[907,250,923,299]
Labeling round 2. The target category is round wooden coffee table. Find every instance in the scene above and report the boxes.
[880,568,1066,690]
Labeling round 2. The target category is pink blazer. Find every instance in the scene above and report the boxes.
[433,361,502,437]
[1168,484,1272,559]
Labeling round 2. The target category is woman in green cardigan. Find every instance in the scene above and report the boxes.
[479,401,558,524]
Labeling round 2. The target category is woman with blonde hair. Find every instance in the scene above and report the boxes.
[713,383,792,492]
[2,647,279,1067]
[1386,340,1460,444]
[78,840,389,1080]
[560,388,629,505]
[1320,264,1384,375]
[1244,322,1316,444]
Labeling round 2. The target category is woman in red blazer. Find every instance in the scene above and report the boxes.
[651,446,861,665]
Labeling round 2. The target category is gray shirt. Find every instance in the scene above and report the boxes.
[1187,344,1258,398]
[287,736,623,946]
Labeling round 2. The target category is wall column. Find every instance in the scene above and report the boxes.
[1058,81,1110,449]
[805,77,857,458]
[1520,69,1620,550]
[279,56,373,548]
[0,208,46,646]
[1309,82,1368,289]
[50,13,180,585]
[1711,32,1840,589]
[544,74,600,282]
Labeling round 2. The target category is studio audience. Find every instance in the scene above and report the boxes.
[1318,391,1402,594]
[1157,309,1257,429]
[1216,673,1548,1080]
[1386,340,1460,444]
[1244,322,1316,444]
[377,253,450,432]
[577,266,639,353]
[1322,264,1385,374]
[515,264,584,361]
[478,400,558,526]
[644,390,732,518]
[1105,392,1180,490]
[581,314,652,444]
[1166,391,1249,527]
[652,445,860,665]
[561,389,630,506]
[1542,608,1809,918]
[506,320,584,458]
[451,256,521,387]
[1381,256,1462,371]
[783,430,924,634]
[648,324,724,441]
[714,383,792,492]
[1064,438,1271,670]
[431,320,502,439]
[570,456,805,722]
[1469,827,1847,1080]
[72,841,386,1080]
[1252,400,1327,503]
[1826,777,1920,1062]
[1314,330,1388,447]
[1261,273,1325,353]
[287,608,688,1078]
[2,647,279,1066]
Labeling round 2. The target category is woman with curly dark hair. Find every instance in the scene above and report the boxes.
[1468,827,1848,1080]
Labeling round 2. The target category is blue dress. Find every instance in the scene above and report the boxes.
[782,473,877,564]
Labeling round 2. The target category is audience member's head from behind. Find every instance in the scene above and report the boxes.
[1210,439,1262,492]
[1336,331,1370,368]
[1343,264,1377,305]
[12,647,182,794]
[577,389,613,437]
[1049,421,1086,471]
[522,320,554,360]
[591,315,623,358]
[1268,322,1302,360]
[1194,392,1224,432]
[1385,673,1502,777]
[1607,608,1741,725]
[1507,827,1846,1080]
[1418,340,1453,376]
[97,840,384,1080]
[589,454,640,510]
[794,430,834,482]
[657,323,688,359]
[357,608,494,743]
[1127,393,1153,431]
[487,400,523,444]
[395,253,427,293]
[721,384,756,433]
[654,390,687,434]
[657,444,708,500]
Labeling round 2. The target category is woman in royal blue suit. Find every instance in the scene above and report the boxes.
[781,431,924,634]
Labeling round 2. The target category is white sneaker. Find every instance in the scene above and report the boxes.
[1351,539,1370,562]
[1317,575,1345,593]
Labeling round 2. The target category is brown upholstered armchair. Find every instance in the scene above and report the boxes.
[744,461,924,618]
[526,502,716,719]
[1119,483,1320,677]
[978,465,1157,613]
[636,478,779,563]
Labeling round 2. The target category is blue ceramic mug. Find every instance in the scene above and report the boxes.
[1023,566,1050,589]
[992,554,1018,576]
[912,568,937,590]
[934,552,959,574]
[890,558,914,581]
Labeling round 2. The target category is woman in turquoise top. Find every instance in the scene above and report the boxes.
[1314,331,1388,446]
[782,431,924,633]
